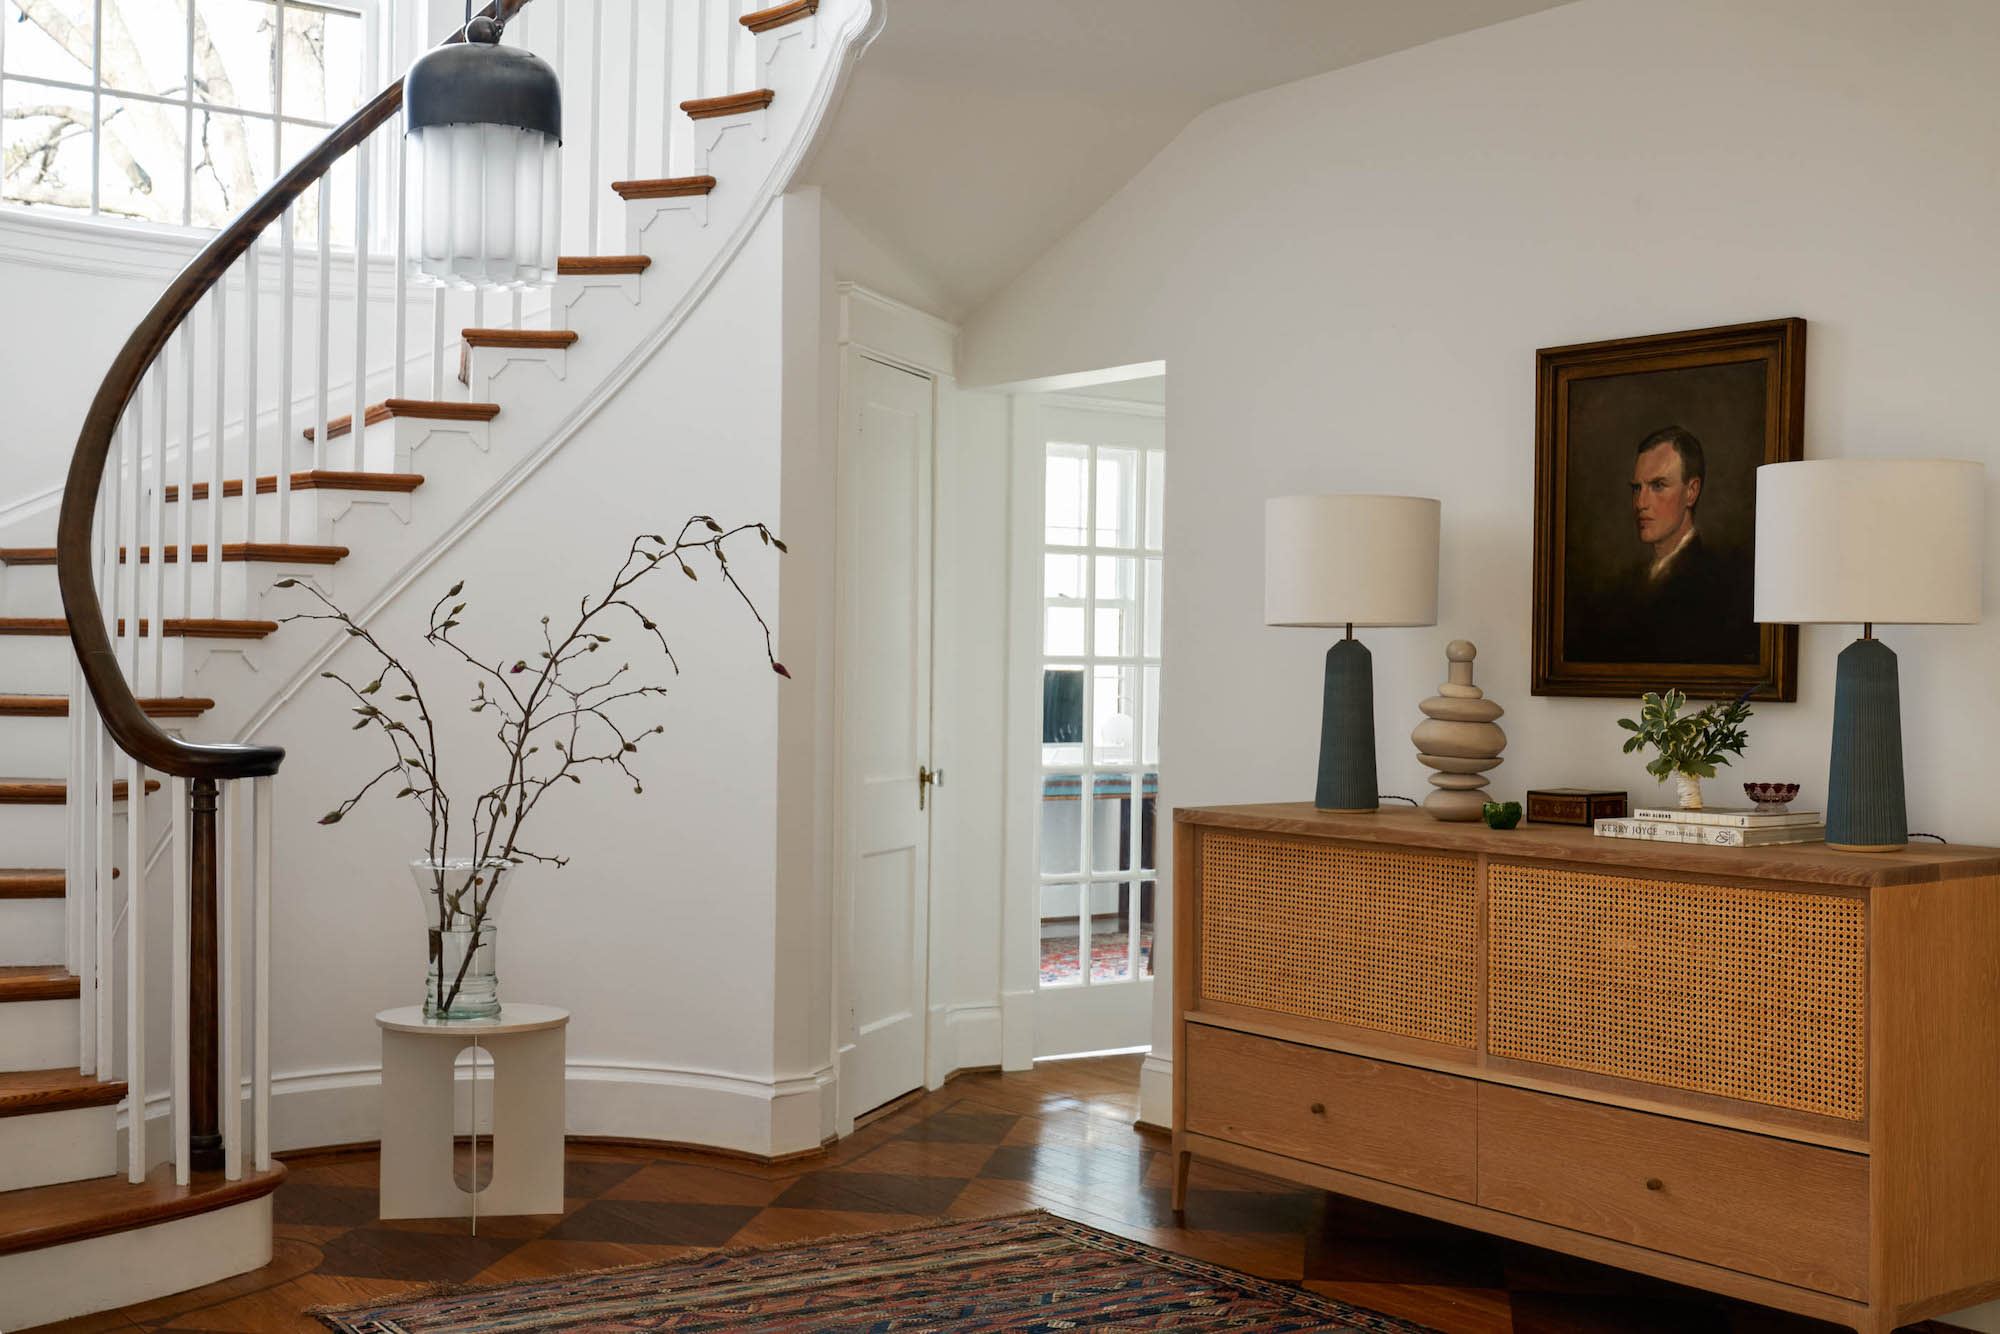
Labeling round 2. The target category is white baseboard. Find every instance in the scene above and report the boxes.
[1000,987,1036,1071]
[1139,1052,1173,1128]
[120,1060,840,1163]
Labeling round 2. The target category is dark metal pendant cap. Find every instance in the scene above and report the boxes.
[405,38,562,142]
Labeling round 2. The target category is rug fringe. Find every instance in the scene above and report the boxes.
[305,1208,1053,1327]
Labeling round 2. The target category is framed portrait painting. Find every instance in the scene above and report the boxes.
[1531,317,1803,701]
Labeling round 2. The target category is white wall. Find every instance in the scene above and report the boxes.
[958,0,2000,1299]
[253,207,809,1157]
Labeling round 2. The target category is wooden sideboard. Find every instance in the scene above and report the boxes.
[1170,804,2000,1334]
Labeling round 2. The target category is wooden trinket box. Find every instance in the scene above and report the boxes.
[1526,788,1628,825]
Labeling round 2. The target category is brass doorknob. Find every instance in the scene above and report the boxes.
[1645,1178,1664,1192]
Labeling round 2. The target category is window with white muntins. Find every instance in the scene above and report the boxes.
[2,0,374,230]
[1037,438,1164,992]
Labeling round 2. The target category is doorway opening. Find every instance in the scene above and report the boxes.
[1015,373,1165,1060]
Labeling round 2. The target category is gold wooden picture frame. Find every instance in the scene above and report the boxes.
[1532,317,1804,701]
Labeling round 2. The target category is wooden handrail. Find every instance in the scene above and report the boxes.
[54,0,533,781]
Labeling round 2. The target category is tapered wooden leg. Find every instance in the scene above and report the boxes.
[1170,1140,1192,1212]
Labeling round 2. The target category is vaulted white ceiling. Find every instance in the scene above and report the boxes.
[800,0,1572,321]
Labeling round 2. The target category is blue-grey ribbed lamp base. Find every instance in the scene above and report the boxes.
[1316,637,1379,813]
[1827,636,1906,852]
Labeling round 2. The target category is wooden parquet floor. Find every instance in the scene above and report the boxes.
[23,1054,1963,1333]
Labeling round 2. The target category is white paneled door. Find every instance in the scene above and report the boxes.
[839,354,936,1123]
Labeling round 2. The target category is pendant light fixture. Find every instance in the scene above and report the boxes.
[405,9,562,288]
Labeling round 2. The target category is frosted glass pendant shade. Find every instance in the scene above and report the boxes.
[404,19,562,289]
[410,124,560,287]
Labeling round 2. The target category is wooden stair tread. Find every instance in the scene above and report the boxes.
[610,175,717,200]
[0,869,66,898]
[742,0,816,32]
[460,328,580,348]
[0,543,348,566]
[682,89,775,119]
[165,470,426,502]
[303,400,500,442]
[0,778,161,804]
[0,617,278,639]
[0,695,213,718]
[558,255,653,275]
[0,1068,127,1118]
[0,1161,285,1257]
[0,966,81,1002]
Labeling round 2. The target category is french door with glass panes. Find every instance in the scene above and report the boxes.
[1031,407,1163,1058]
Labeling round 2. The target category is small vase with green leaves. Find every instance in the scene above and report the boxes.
[1616,689,1753,811]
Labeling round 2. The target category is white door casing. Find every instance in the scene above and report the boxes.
[835,351,936,1123]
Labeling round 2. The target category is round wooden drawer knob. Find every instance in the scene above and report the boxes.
[1645,1178,1664,1192]
[1309,1102,1327,1116]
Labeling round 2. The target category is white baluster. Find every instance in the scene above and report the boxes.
[209,284,228,618]
[727,0,745,96]
[125,748,147,1183]
[660,0,676,177]
[588,0,604,253]
[179,324,196,628]
[353,142,373,470]
[430,286,447,402]
[253,776,274,1172]
[242,240,261,546]
[394,117,411,400]
[315,178,333,471]
[222,780,244,1181]
[172,776,191,1186]
[279,207,296,544]
[95,722,114,1089]
[70,658,91,1073]
[626,0,641,182]
[117,411,136,684]
[150,363,168,694]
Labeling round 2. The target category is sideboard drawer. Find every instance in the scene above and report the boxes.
[1476,1085,1867,1299]
[1184,1024,1476,1201]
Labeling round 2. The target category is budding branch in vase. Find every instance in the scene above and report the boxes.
[278,516,788,1014]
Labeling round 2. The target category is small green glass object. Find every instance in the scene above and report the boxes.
[1482,801,1522,830]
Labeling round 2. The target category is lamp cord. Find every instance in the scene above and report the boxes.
[1378,795,1419,808]
[1909,831,1948,843]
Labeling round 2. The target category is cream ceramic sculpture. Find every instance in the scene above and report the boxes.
[1411,641,1507,821]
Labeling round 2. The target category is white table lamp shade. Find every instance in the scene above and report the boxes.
[1754,460,1984,626]
[1265,494,1441,628]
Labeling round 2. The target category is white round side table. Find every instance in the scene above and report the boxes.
[375,1004,569,1226]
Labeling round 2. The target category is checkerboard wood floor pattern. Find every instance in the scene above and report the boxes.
[23,1054,1970,1333]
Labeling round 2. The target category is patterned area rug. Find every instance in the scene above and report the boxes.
[311,1210,1439,1332]
[1041,927,1155,983]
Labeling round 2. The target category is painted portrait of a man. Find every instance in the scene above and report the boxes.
[1532,319,1803,701]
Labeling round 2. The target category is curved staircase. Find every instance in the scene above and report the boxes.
[0,0,865,1325]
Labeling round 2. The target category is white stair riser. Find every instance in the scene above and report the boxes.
[0,712,74,773]
[0,635,191,692]
[0,1193,272,1330]
[0,1102,118,1192]
[0,894,65,966]
[0,805,88,865]
[0,996,78,1071]
[6,560,312,623]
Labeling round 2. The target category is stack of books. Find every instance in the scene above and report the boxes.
[1594,805,1826,847]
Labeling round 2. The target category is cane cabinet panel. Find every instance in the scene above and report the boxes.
[1486,862,1867,1120]
[1196,830,1476,1046]
[1173,805,2000,1334]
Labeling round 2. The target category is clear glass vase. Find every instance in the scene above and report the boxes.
[411,858,514,1020]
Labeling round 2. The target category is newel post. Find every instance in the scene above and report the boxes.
[189,777,223,1173]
